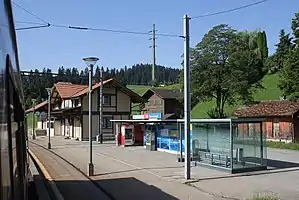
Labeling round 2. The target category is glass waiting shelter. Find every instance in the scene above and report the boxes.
[111,118,267,173]
[176,118,267,173]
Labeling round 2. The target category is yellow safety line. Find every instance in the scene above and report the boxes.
[29,149,64,200]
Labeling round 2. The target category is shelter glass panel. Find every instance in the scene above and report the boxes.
[191,122,231,168]
[231,121,267,172]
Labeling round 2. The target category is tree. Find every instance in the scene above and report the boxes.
[188,24,265,118]
[278,48,299,100]
[271,29,292,71]
[278,13,299,100]
[257,31,268,62]
[291,12,299,47]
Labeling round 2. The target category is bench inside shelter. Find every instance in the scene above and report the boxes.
[192,147,245,168]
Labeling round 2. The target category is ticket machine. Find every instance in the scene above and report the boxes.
[116,123,144,147]
[121,124,135,146]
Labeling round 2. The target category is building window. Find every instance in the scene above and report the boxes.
[74,99,80,107]
[102,117,113,128]
[103,95,111,105]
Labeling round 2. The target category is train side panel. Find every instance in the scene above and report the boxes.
[1,0,28,200]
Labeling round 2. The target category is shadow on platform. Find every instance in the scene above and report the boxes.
[50,177,179,200]
[245,157,299,169]
[94,165,183,176]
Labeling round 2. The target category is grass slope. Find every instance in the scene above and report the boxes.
[128,74,282,118]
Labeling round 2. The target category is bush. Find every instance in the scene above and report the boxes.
[267,141,299,150]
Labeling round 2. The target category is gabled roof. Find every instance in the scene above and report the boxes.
[232,100,299,118]
[72,79,145,103]
[53,82,87,99]
[72,79,113,97]
[142,88,183,100]
[25,101,48,113]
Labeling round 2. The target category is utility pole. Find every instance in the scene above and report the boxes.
[32,99,36,140]
[149,24,156,86]
[183,14,191,180]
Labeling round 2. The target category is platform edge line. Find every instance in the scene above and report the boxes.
[29,149,65,200]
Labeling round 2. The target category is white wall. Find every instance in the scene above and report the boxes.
[46,120,55,136]
[54,120,61,135]
[61,99,73,109]
[82,114,99,140]
[74,118,81,140]
[37,121,47,129]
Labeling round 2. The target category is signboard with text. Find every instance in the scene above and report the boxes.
[148,112,162,120]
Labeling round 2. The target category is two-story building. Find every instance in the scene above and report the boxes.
[48,79,145,140]
[141,88,183,119]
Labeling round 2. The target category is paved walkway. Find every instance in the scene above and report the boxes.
[30,137,220,200]
[30,142,111,200]
[30,136,299,200]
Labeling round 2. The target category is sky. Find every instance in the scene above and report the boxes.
[12,0,299,72]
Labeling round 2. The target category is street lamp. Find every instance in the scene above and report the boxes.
[98,66,104,144]
[46,87,52,149]
[83,56,99,176]
[32,99,37,140]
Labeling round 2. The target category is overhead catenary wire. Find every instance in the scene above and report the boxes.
[12,1,182,37]
[13,0,268,36]
[191,0,268,19]
[15,20,183,38]
[12,1,49,24]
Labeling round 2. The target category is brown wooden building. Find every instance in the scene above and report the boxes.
[233,100,299,142]
[141,88,183,119]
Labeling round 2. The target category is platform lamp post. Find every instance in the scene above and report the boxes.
[46,88,52,149]
[83,56,99,176]
[99,66,103,144]
[32,99,37,140]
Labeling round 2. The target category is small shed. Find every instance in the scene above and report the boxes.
[233,100,299,142]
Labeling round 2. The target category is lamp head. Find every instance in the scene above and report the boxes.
[82,57,99,68]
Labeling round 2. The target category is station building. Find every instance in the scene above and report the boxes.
[26,79,145,140]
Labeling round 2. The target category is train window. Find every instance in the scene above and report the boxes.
[1,56,14,200]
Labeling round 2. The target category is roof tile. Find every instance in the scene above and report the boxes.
[233,100,299,117]
[25,101,48,113]
[54,82,87,99]
[72,79,113,97]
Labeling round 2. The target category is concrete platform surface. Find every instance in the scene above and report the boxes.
[30,136,299,200]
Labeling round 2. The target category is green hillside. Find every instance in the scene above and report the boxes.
[128,74,282,118]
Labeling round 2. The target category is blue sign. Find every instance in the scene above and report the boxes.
[148,112,162,120]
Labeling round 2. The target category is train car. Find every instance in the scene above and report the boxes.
[0,0,30,200]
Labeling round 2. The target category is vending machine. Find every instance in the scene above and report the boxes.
[121,124,135,146]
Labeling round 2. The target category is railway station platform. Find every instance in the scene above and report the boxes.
[29,136,299,200]
[28,136,218,200]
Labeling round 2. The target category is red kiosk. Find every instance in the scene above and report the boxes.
[116,123,144,147]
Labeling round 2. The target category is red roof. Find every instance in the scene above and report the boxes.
[54,82,87,99]
[233,100,299,117]
[72,79,113,97]
[25,101,48,113]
